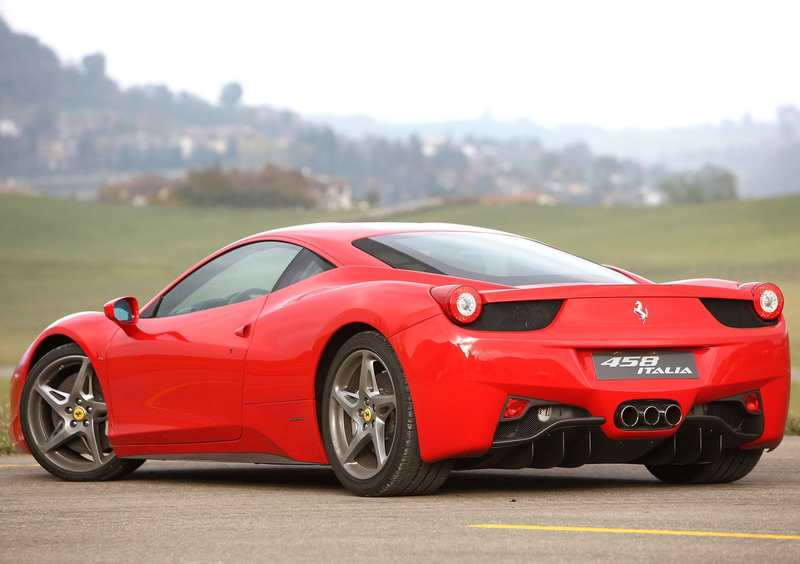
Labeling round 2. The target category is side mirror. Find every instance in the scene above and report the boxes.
[104,296,140,326]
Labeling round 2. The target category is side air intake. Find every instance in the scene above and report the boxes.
[466,300,563,332]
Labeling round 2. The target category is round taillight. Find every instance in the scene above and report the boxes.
[752,283,783,320]
[445,285,483,324]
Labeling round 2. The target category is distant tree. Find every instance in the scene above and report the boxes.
[0,16,64,104]
[660,164,737,203]
[743,142,800,198]
[538,151,562,177]
[144,84,173,105]
[219,82,243,109]
[562,142,593,169]
[777,105,800,144]
[170,164,315,208]
[593,155,622,194]
[174,165,230,206]
[28,105,57,135]
[99,174,174,203]
[365,189,381,207]
[81,53,106,81]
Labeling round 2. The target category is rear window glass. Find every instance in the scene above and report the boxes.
[353,232,635,286]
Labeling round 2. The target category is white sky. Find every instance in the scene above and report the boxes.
[1,0,799,129]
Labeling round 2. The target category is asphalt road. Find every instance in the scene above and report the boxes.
[2,438,799,564]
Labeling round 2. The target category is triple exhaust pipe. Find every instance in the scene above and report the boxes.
[618,402,682,429]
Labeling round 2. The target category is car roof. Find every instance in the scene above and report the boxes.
[241,222,508,267]
[258,222,500,240]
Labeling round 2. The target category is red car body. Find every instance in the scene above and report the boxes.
[8,223,791,490]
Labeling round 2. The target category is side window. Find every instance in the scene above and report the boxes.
[273,249,335,292]
[155,241,301,317]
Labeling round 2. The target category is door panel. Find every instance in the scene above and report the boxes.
[107,298,265,445]
[104,240,305,446]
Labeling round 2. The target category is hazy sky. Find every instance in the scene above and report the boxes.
[2,0,799,129]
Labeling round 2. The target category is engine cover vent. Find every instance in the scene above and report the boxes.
[467,300,563,332]
[700,298,779,328]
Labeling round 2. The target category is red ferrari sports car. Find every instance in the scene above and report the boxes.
[8,223,790,496]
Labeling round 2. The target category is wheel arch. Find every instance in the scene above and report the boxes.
[30,334,78,369]
[18,314,118,383]
[313,322,380,432]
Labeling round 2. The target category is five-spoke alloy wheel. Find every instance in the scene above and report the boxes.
[321,332,452,496]
[327,348,398,480]
[20,344,143,481]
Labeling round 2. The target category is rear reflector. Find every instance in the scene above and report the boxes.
[503,398,530,419]
[743,392,761,413]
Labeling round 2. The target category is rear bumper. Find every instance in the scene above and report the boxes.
[391,313,790,462]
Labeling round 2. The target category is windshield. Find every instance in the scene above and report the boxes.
[353,232,635,286]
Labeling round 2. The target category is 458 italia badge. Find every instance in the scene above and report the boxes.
[593,351,699,380]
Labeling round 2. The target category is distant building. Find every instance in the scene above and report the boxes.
[638,185,668,207]
[308,173,353,211]
[0,178,40,196]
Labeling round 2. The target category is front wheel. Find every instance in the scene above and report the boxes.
[321,331,452,496]
[20,344,144,481]
[646,448,763,484]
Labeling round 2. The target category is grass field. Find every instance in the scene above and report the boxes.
[2,193,799,363]
[0,194,350,363]
[1,193,799,450]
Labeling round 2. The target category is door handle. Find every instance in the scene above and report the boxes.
[234,324,251,338]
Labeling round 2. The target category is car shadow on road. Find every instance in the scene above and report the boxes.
[95,461,665,496]
[441,468,662,495]
[128,462,344,492]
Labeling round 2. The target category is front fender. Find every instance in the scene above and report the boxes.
[8,312,121,452]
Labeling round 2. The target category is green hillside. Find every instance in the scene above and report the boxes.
[1,193,799,365]
[0,194,346,364]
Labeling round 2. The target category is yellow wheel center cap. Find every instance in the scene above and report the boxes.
[73,407,86,421]
[363,407,373,422]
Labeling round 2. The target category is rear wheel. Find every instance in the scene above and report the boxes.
[646,448,763,484]
[321,331,452,496]
[20,344,144,481]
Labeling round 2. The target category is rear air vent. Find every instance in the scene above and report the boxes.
[466,300,563,332]
[700,298,779,328]
[493,403,592,443]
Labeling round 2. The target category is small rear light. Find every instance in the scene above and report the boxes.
[503,398,530,419]
[751,283,783,320]
[445,285,483,324]
[743,392,761,413]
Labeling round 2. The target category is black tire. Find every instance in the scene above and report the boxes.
[321,331,452,496]
[646,448,763,484]
[20,343,144,481]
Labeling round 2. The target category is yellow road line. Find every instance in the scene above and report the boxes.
[470,524,800,540]
[0,463,40,468]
